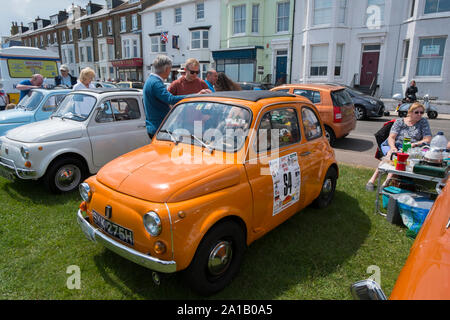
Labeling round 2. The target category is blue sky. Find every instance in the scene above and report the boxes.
[1,0,92,38]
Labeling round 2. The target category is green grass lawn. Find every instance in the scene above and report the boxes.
[0,164,414,300]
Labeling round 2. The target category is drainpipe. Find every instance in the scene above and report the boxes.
[289,0,296,84]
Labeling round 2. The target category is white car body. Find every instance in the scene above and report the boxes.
[0,89,150,192]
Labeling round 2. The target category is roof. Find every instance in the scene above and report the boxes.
[71,88,142,94]
[275,83,346,91]
[185,90,297,102]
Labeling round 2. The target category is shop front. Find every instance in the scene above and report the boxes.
[111,58,143,82]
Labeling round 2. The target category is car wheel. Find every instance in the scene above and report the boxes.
[427,111,438,119]
[324,126,336,147]
[312,167,337,209]
[183,221,246,296]
[354,106,366,120]
[44,157,86,194]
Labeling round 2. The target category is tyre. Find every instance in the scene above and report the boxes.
[324,126,336,147]
[312,167,337,209]
[43,157,87,194]
[427,110,438,119]
[183,221,246,296]
[354,106,366,120]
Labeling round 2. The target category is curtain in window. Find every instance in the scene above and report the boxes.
[277,2,290,32]
[313,0,332,25]
[424,0,450,14]
[416,37,446,76]
[233,5,246,34]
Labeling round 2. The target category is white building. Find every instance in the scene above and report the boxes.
[140,0,221,81]
[291,0,450,101]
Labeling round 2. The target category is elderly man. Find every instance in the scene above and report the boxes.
[205,69,218,92]
[55,64,77,88]
[16,74,45,102]
[168,58,210,95]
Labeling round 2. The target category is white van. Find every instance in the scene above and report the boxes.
[0,46,60,104]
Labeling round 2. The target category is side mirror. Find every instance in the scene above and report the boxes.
[392,93,403,101]
[350,280,387,300]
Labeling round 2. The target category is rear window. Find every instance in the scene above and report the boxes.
[331,89,353,107]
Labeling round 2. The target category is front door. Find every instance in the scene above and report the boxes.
[275,52,288,85]
[360,51,380,87]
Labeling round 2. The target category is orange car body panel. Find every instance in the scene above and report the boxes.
[81,94,338,272]
[271,84,356,139]
[389,182,450,300]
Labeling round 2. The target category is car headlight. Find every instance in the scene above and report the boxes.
[369,99,377,105]
[79,183,92,202]
[20,146,30,159]
[143,211,162,236]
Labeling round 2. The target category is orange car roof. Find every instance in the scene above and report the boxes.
[276,83,345,91]
[187,90,296,102]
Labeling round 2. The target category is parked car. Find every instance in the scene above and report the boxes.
[351,181,450,300]
[77,90,339,295]
[116,81,144,89]
[92,81,118,88]
[325,83,385,120]
[0,88,71,136]
[0,88,150,193]
[271,84,356,146]
[238,82,274,91]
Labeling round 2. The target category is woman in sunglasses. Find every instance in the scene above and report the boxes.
[366,102,432,191]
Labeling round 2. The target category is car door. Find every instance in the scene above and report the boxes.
[245,104,309,235]
[87,96,150,168]
[34,94,66,121]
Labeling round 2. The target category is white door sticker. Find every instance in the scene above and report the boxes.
[269,152,301,216]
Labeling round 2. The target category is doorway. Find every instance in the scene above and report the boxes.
[275,50,288,85]
[360,45,380,87]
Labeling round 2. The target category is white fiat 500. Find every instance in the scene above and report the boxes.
[0,88,150,193]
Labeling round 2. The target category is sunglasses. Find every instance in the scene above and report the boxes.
[414,111,424,114]
[187,68,199,75]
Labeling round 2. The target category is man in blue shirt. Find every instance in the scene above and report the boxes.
[205,69,218,92]
[16,74,44,102]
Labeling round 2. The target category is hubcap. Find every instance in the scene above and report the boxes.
[322,178,333,196]
[355,107,363,119]
[208,241,232,276]
[55,165,81,192]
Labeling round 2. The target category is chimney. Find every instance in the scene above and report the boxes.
[11,22,19,36]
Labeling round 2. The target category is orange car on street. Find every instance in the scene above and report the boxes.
[77,91,338,295]
[351,180,450,300]
[271,84,356,146]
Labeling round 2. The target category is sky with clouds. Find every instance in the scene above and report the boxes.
[1,0,92,38]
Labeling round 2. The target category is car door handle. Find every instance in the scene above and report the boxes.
[300,151,311,157]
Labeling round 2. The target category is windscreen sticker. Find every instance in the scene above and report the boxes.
[269,152,301,216]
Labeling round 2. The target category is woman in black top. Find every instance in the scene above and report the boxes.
[405,80,418,102]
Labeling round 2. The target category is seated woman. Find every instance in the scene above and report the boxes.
[366,102,432,191]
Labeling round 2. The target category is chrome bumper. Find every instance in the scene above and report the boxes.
[0,156,36,179]
[77,209,177,273]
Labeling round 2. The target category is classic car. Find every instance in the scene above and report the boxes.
[0,88,150,193]
[77,91,339,295]
[271,84,356,146]
[0,88,71,136]
[351,181,450,300]
[116,81,144,89]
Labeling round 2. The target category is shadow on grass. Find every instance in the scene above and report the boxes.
[91,190,371,299]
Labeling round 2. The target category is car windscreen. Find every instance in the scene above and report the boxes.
[157,102,252,153]
[117,83,130,88]
[331,89,353,107]
[16,91,44,111]
[52,93,97,121]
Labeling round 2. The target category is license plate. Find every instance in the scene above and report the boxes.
[0,165,15,181]
[93,210,134,246]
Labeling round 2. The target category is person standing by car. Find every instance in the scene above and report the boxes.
[404,80,418,102]
[204,69,218,92]
[168,58,210,95]
[73,68,96,90]
[54,64,77,88]
[16,74,45,102]
[0,89,9,111]
[215,72,242,91]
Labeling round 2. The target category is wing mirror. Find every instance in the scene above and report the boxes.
[392,93,403,101]
[350,280,387,300]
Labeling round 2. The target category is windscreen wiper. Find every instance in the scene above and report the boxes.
[159,129,179,145]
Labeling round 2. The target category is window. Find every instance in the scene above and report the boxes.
[43,95,66,113]
[216,58,254,82]
[61,31,66,43]
[338,0,347,23]
[424,0,450,14]
[80,47,85,62]
[252,4,259,33]
[175,7,182,23]
[313,0,333,25]
[47,34,51,44]
[132,14,138,30]
[401,40,410,76]
[69,49,74,64]
[410,0,416,17]
[302,107,323,140]
[100,43,105,61]
[151,36,166,53]
[121,16,127,32]
[40,36,44,47]
[78,28,83,39]
[108,44,115,60]
[335,44,344,76]
[256,108,301,152]
[98,22,103,36]
[133,40,138,58]
[196,2,205,20]
[277,2,290,32]
[191,30,209,49]
[293,89,321,104]
[107,20,113,35]
[54,33,57,43]
[87,46,93,62]
[416,37,446,76]
[123,40,131,58]
[51,16,58,25]
[97,99,141,122]
[233,5,246,35]
[310,45,328,76]
[106,0,112,9]
[155,11,162,27]
[367,0,385,25]
[87,25,92,38]
[69,30,73,42]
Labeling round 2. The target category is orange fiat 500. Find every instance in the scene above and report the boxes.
[77,91,338,295]
[271,84,356,146]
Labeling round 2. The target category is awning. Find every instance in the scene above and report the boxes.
[111,58,143,68]
[212,46,263,60]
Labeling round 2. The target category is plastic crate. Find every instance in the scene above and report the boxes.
[382,186,411,209]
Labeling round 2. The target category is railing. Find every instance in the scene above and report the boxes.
[369,73,379,96]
